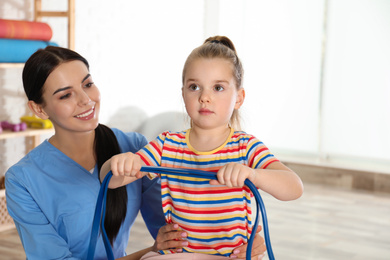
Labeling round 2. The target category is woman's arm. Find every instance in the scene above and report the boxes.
[140,171,188,249]
[5,173,81,259]
[117,247,153,260]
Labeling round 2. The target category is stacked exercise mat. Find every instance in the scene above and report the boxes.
[0,19,58,63]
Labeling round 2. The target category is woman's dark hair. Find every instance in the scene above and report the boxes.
[95,124,128,245]
[23,46,89,104]
[23,46,127,245]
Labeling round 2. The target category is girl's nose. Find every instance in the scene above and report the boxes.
[199,90,211,103]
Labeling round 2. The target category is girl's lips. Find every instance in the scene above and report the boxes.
[199,108,213,115]
[75,107,95,120]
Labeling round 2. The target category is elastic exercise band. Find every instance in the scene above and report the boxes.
[87,166,275,260]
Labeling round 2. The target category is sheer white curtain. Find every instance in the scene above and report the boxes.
[214,0,390,171]
[322,0,390,167]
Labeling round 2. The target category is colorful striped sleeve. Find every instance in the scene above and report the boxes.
[246,135,279,169]
[136,131,168,179]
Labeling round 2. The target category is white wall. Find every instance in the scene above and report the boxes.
[74,1,205,125]
[322,0,390,165]
[1,0,389,176]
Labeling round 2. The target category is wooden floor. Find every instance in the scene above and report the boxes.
[1,182,390,260]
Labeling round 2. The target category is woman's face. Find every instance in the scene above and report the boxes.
[38,60,101,134]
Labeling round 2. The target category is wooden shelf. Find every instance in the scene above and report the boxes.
[0,0,74,155]
[0,128,54,153]
[0,128,53,140]
[34,0,75,50]
[0,63,24,69]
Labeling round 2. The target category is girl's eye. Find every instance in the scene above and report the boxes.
[189,84,199,91]
[214,85,224,92]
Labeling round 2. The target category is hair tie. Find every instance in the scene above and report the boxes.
[210,40,221,44]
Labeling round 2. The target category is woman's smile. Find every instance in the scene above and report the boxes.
[75,106,95,120]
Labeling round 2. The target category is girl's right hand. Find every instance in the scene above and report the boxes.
[101,152,146,188]
[109,152,145,179]
[152,223,189,253]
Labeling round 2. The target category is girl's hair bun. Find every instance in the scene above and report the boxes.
[204,35,237,54]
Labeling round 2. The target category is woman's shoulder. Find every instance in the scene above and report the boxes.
[110,127,148,152]
[5,141,52,182]
[111,127,146,139]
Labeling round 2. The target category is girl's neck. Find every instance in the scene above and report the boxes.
[189,125,232,152]
[49,128,96,170]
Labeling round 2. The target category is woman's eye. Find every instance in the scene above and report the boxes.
[85,82,94,88]
[189,84,199,91]
[60,93,71,100]
[214,85,224,92]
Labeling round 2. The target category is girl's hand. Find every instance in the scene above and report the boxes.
[229,226,267,259]
[210,162,255,188]
[109,152,145,179]
[152,223,189,253]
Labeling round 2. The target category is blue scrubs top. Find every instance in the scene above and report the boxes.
[5,129,165,260]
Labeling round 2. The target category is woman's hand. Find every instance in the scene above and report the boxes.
[229,226,266,259]
[152,223,189,253]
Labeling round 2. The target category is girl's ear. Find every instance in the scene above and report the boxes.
[27,101,49,120]
[235,88,245,109]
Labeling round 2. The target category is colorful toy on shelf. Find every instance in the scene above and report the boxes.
[20,116,53,129]
[0,121,27,132]
[0,18,58,63]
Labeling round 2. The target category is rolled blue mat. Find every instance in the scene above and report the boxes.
[0,39,58,63]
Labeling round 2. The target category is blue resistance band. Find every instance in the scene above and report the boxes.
[87,166,275,260]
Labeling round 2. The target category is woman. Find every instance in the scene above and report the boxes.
[5,46,265,260]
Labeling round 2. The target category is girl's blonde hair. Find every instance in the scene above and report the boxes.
[182,36,244,130]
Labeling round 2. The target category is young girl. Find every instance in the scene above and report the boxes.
[102,36,303,259]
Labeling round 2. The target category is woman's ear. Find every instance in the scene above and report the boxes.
[27,101,49,120]
[235,88,245,109]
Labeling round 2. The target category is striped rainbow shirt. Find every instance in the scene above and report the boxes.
[136,128,278,256]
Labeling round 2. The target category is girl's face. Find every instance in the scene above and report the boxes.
[32,60,101,134]
[182,58,244,130]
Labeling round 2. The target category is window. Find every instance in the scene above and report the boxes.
[214,0,390,171]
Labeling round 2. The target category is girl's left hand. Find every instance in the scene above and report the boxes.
[229,226,266,259]
[210,162,255,188]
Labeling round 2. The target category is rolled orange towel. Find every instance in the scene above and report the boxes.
[0,19,53,41]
